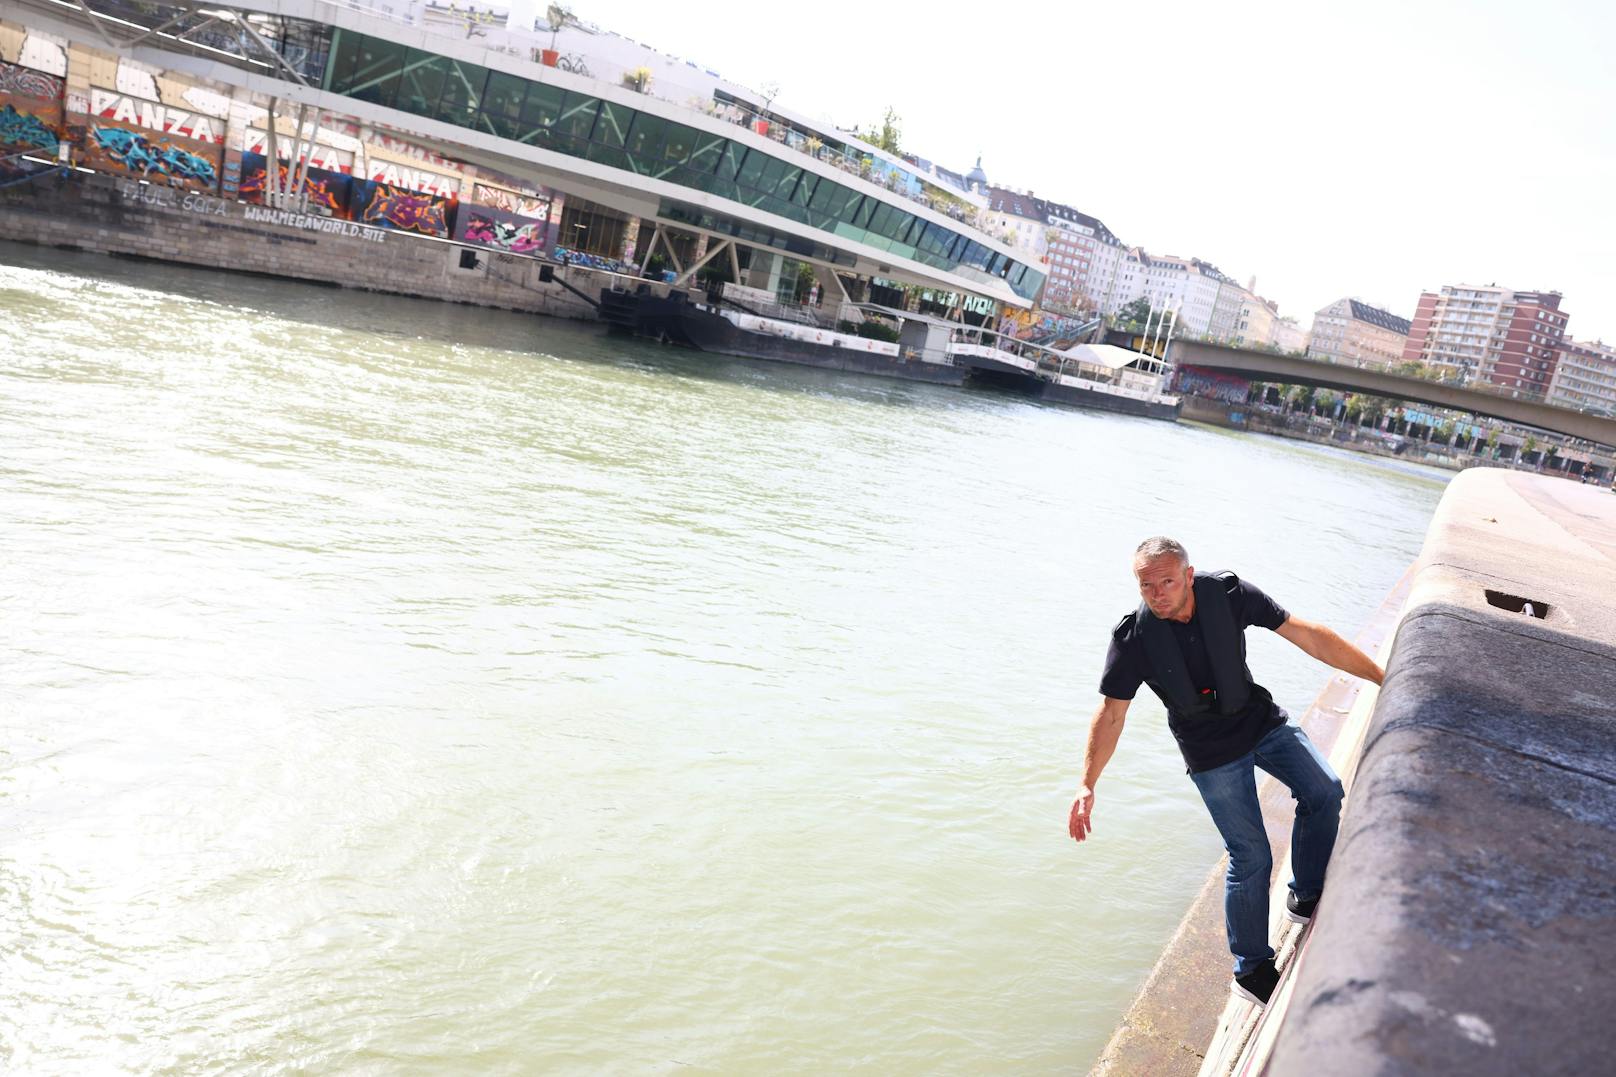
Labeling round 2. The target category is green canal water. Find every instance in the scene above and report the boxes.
[0,243,1446,1073]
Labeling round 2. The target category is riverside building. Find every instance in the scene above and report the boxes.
[1306,298,1412,369]
[1548,338,1616,416]
[1233,289,1279,349]
[2,0,1043,320]
[0,3,1216,421]
[1402,285,1568,399]
[1112,252,1239,339]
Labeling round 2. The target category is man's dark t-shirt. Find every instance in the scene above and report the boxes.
[1100,573,1291,773]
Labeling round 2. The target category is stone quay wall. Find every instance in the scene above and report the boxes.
[0,171,602,322]
[1267,469,1616,1075]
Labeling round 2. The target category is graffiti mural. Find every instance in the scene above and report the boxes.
[0,62,64,170]
[239,152,353,216]
[1174,366,1251,405]
[0,61,65,102]
[89,87,224,144]
[0,103,58,151]
[71,121,220,191]
[454,202,552,255]
[462,212,545,254]
[243,129,355,174]
[83,124,218,188]
[351,179,450,237]
[471,181,552,220]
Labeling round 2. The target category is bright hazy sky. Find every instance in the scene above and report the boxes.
[585,0,1616,341]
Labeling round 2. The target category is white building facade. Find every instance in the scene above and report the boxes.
[1307,297,1412,369]
[1548,338,1616,415]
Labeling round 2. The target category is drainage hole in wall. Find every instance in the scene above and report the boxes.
[1485,589,1550,618]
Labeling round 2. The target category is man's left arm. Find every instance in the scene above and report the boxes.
[1274,616,1386,686]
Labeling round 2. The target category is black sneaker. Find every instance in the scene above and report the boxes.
[1286,890,1320,925]
[1233,959,1279,1007]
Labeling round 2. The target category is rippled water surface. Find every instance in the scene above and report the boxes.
[0,243,1446,1073]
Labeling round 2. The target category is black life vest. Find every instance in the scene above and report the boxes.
[1136,572,1252,718]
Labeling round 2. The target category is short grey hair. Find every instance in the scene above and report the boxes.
[1134,536,1188,565]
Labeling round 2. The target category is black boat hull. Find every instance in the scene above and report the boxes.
[604,290,966,386]
[961,362,1180,421]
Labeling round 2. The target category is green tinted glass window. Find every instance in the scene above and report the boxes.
[806,177,839,213]
[790,171,818,208]
[623,113,666,170]
[686,133,725,174]
[593,101,633,148]
[517,82,564,141]
[754,156,788,191]
[479,71,527,139]
[324,29,357,93]
[660,124,697,168]
[343,35,406,108]
[553,92,600,151]
[395,50,447,115]
[770,163,803,201]
[716,142,747,181]
[865,202,900,239]
[735,151,768,190]
[435,58,488,127]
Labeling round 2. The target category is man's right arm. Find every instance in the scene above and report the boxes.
[1068,696,1132,843]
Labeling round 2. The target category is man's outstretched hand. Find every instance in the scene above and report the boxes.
[1068,786,1095,842]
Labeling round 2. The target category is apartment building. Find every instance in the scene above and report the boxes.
[1403,284,1568,398]
[1234,290,1280,348]
[1272,317,1308,354]
[1548,338,1616,415]
[1307,298,1412,369]
[1038,200,1126,314]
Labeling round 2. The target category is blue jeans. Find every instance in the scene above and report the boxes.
[1189,722,1344,977]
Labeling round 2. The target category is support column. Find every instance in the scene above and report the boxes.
[673,238,731,287]
[745,250,779,294]
[809,261,853,322]
[618,215,641,265]
[220,84,255,200]
[264,96,281,200]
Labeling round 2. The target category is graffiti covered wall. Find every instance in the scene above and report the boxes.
[350,179,451,237]
[73,120,220,191]
[471,181,551,219]
[238,151,353,216]
[454,201,554,255]
[0,60,64,171]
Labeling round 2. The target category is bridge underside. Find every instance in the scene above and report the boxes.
[1173,339,1616,448]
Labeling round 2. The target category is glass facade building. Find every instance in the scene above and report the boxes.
[321,29,1042,300]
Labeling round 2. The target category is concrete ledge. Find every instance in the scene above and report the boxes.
[1268,469,1616,1075]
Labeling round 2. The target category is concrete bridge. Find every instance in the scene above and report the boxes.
[1171,339,1616,448]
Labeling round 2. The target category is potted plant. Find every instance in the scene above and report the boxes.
[623,66,652,93]
[541,2,568,64]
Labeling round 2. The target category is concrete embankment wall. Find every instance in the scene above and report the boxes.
[0,171,601,321]
[1268,469,1616,1074]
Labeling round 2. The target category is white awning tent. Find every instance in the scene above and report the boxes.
[1056,343,1152,370]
